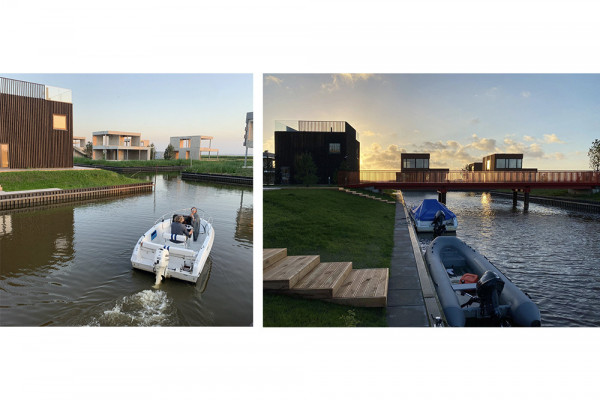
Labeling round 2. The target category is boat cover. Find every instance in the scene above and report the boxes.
[411,199,456,221]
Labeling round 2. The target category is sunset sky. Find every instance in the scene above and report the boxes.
[264,74,600,170]
[3,74,252,155]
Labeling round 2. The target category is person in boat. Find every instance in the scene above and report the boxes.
[190,207,200,241]
[171,215,193,241]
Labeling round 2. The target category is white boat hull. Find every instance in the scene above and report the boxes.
[412,217,458,233]
[131,212,214,283]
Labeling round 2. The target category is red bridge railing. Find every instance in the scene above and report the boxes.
[355,170,600,186]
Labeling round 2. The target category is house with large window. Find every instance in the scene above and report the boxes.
[482,153,537,172]
[0,77,73,168]
[169,136,219,160]
[92,131,151,161]
[274,120,360,184]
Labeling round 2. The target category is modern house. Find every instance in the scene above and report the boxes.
[0,77,73,168]
[244,112,253,166]
[274,120,360,184]
[396,153,449,182]
[169,136,219,160]
[482,153,537,172]
[263,150,275,185]
[92,131,151,161]
[467,162,483,171]
[73,136,87,158]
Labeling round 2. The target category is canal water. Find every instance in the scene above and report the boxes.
[0,173,253,326]
[402,191,600,327]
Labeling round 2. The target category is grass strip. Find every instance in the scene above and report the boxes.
[0,170,145,192]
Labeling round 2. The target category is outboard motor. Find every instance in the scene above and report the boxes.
[152,247,170,287]
[476,270,505,320]
[432,210,446,238]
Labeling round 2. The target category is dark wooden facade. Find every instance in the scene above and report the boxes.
[274,121,360,184]
[0,78,73,168]
[482,153,537,172]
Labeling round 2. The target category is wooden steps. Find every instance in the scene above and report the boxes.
[263,249,388,307]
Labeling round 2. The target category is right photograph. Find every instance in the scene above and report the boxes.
[262,73,600,327]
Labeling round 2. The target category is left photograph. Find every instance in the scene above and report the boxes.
[0,74,253,326]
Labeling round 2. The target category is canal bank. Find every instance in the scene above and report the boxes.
[386,191,442,327]
[490,190,600,213]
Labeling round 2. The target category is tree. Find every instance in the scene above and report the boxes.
[85,141,93,158]
[164,143,175,160]
[150,143,156,160]
[294,153,318,186]
[589,139,600,171]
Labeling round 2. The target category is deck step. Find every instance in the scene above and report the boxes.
[263,248,287,270]
[263,255,320,290]
[329,268,389,307]
[289,262,353,299]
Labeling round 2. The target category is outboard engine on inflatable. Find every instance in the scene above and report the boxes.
[476,271,505,319]
[432,210,447,238]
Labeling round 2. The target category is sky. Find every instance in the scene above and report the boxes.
[3,74,253,155]
[264,74,600,170]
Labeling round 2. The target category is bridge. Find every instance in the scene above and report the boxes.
[343,170,600,210]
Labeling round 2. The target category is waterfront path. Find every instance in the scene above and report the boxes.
[386,196,443,327]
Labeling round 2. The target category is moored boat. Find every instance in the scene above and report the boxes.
[425,236,541,327]
[410,199,458,233]
[131,208,214,285]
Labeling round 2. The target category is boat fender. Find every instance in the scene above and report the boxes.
[460,273,478,284]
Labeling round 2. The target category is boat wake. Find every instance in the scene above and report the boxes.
[88,290,179,326]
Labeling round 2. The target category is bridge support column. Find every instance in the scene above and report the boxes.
[437,189,447,204]
[524,189,530,211]
[512,190,518,207]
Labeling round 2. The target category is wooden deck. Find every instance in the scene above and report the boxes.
[263,249,388,307]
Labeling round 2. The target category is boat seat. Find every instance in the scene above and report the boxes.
[162,232,189,243]
[451,283,477,292]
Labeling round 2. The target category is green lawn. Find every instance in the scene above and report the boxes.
[74,157,253,177]
[0,170,145,191]
[263,189,395,327]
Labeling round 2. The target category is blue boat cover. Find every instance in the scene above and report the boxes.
[411,199,456,221]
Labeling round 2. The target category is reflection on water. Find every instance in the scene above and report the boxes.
[0,173,253,327]
[403,190,600,327]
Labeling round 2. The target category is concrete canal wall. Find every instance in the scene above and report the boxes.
[491,191,600,213]
[0,182,153,211]
[181,172,252,186]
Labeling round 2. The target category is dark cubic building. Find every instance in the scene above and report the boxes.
[274,120,360,184]
[0,77,73,168]
[482,153,537,172]
[401,153,431,171]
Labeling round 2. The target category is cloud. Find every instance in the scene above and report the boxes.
[524,135,535,142]
[543,133,565,144]
[521,91,531,98]
[321,73,375,93]
[485,87,499,98]
[264,75,283,86]
[361,143,407,169]
[361,130,377,137]
[468,137,497,152]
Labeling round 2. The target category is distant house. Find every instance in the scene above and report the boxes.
[396,153,449,181]
[92,131,151,161]
[467,162,483,171]
[169,136,219,160]
[482,153,537,172]
[73,136,87,158]
[274,120,360,184]
[263,150,275,185]
[0,77,73,168]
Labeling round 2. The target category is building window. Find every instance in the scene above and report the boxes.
[496,159,505,169]
[496,158,522,169]
[403,158,428,169]
[486,159,491,170]
[53,114,67,130]
[329,143,340,154]
[180,139,191,148]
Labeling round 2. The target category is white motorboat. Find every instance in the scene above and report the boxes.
[410,199,458,233]
[131,208,214,284]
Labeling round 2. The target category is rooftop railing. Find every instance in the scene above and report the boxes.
[0,77,72,103]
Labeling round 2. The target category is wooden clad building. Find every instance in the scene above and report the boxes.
[274,120,360,184]
[0,77,73,169]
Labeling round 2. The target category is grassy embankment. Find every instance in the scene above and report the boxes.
[74,157,253,177]
[0,170,145,192]
[263,189,395,327]
[496,188,600,202]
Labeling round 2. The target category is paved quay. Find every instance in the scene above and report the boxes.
[386,194,443,327]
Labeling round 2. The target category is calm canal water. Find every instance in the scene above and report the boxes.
[0,173,253,326]
[402,191,600,327]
